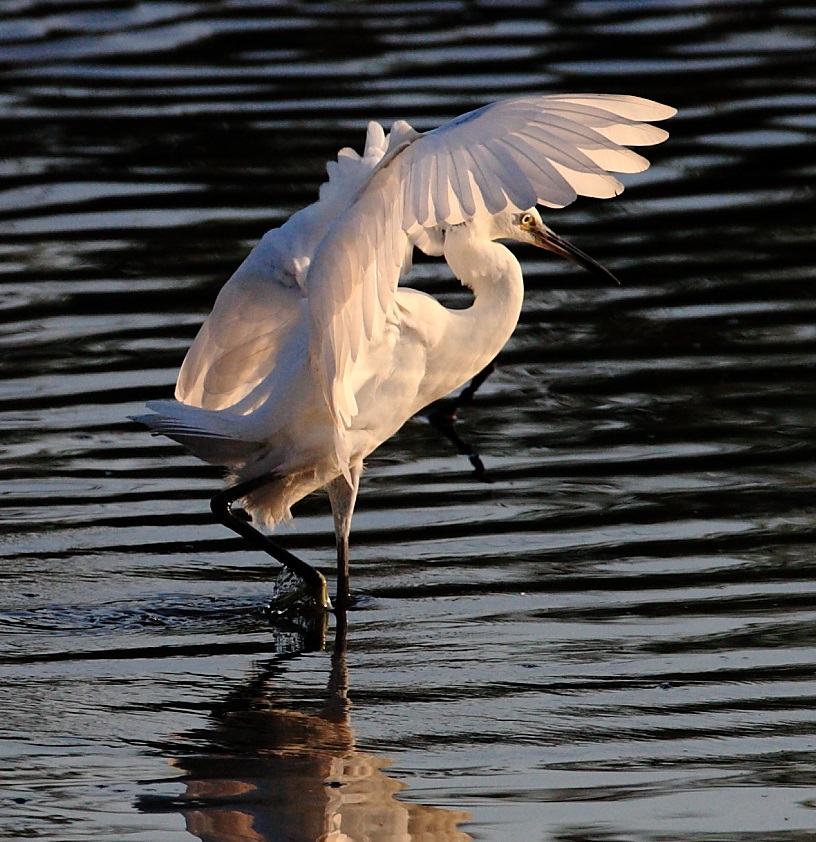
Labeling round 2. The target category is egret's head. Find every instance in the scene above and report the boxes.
[508,208,619,285]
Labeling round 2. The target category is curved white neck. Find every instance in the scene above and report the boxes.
[430,226,525,389]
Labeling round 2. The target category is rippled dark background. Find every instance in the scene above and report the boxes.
[2,2,816,840]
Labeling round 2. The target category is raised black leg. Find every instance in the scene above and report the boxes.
[425,359,496,479]
[211,475,330,610]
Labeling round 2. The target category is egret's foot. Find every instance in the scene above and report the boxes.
[266,566,332,615]
[426,402,491,482]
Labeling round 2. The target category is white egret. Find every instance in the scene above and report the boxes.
[134,94,675,611]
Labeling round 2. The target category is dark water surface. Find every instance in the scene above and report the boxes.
[3,1,816,840]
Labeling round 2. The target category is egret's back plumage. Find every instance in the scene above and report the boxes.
[135,93,675,530]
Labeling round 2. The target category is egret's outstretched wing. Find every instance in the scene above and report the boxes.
[175,234,305,411]
[306,94,675,475]
[402,94,676,229]
[175,123,391,412]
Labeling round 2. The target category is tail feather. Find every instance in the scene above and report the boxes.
[131,400,260,467]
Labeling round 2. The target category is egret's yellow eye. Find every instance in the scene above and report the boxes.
[520,212,535,227]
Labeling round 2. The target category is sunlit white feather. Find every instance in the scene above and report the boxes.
[136,93,675,522]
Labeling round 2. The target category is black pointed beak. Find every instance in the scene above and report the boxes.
[533,225,620,285]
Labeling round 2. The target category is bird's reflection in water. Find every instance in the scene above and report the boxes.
[142,618,472,842]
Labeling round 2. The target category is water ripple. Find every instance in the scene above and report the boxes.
[2,1,816,840]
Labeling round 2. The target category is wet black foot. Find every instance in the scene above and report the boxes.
[265,566,331,614]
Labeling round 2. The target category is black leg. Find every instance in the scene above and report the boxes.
[456,359,497,406]
[326,464,361,614]
[211,475,330,609]
[425,359,496,479]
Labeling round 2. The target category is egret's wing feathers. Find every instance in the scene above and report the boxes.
[175,236,304,411]
[405,94,675,226]
[308,165,408,474]
[305,94,674,476]
[175,123,391,413]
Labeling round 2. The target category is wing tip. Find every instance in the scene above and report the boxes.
[554,93,677,123]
